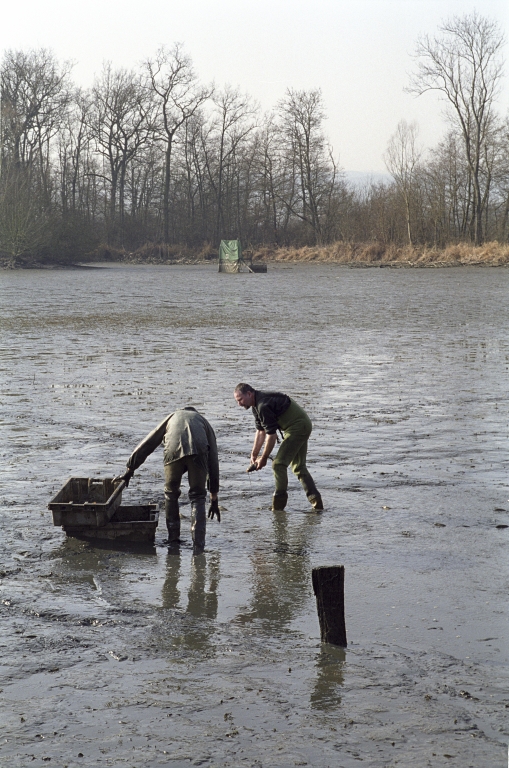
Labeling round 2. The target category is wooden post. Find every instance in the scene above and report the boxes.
[312,565,347,647]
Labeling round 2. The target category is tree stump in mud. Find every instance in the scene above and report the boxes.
[312,565,347,647]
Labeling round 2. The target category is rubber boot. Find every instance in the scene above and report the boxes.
[191,499,206,553]
[308,491,324,512]
[271,491,288,511]
[300,476,324,512]
[165,497,181,544]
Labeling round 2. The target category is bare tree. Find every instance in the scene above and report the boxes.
[384,120,422,245]
[409,12,505,244]
[145,44,211,243]
[181,113,215,242]
[58,88,94,215]
[277,88,339,245]
[254,115,284,243]
[207,86,256,243]
[481,117,509,241]
[1,48,73,207]
[0,166,50,265]
[91,63,155,236]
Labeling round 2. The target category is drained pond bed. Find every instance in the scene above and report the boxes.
[0,263,508,767]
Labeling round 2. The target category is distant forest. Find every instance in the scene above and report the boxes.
[0,12,507,265]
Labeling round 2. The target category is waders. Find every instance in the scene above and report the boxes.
[271,399,323,511]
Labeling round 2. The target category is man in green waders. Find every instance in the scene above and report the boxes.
[234,383,323,512]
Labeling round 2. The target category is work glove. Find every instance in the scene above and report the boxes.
[122,469,134,488]
[208,498,220,522]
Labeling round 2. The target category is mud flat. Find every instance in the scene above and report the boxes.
[0,263,508,767]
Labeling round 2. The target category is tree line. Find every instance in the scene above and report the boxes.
[0,12,507,265]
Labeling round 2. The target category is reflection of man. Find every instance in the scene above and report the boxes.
[162,552,220,653]
[121,407,220,552]
[234,383,323,512]
[235,508,314,627]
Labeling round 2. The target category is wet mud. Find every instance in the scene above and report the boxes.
[0,264,508,767]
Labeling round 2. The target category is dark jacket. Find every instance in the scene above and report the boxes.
[252,390,291,435]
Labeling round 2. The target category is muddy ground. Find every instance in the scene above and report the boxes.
[0,263,508,767]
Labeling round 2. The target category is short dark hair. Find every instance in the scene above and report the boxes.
[234,382,255,395]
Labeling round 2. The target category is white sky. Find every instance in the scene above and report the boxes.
[1,0,508,173]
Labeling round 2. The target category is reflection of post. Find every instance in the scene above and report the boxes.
[312,565,347,647]
[310,646,345,711]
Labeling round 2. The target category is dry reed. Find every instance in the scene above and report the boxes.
[251,241,509,267]
[83,240,509,268]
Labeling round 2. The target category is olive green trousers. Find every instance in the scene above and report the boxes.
[272,400,319,499]
[164,455,208,546]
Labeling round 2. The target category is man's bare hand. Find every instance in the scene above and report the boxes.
[255,456,268,470]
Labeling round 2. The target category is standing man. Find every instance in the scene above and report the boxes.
[234,384,323,512]
[120,407,220,552]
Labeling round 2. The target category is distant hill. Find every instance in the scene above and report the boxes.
[345,171,391,187]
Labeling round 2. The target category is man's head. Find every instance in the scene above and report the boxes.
[234,383,255,409]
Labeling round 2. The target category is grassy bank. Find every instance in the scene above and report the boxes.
[250,241,509,267]
[115,240,509,267]
[3,240,509,269]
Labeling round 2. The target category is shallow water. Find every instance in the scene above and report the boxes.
[0,263,508,767]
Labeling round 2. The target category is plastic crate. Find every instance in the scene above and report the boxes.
[63,504,159,542]
[48,477,124,527]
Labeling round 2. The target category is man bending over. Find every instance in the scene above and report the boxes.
[120,407,219,552]
[234,384,323,512]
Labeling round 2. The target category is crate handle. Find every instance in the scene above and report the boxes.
[110,479,125,503]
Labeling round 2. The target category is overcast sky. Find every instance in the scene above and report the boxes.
[1,0,508,173]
